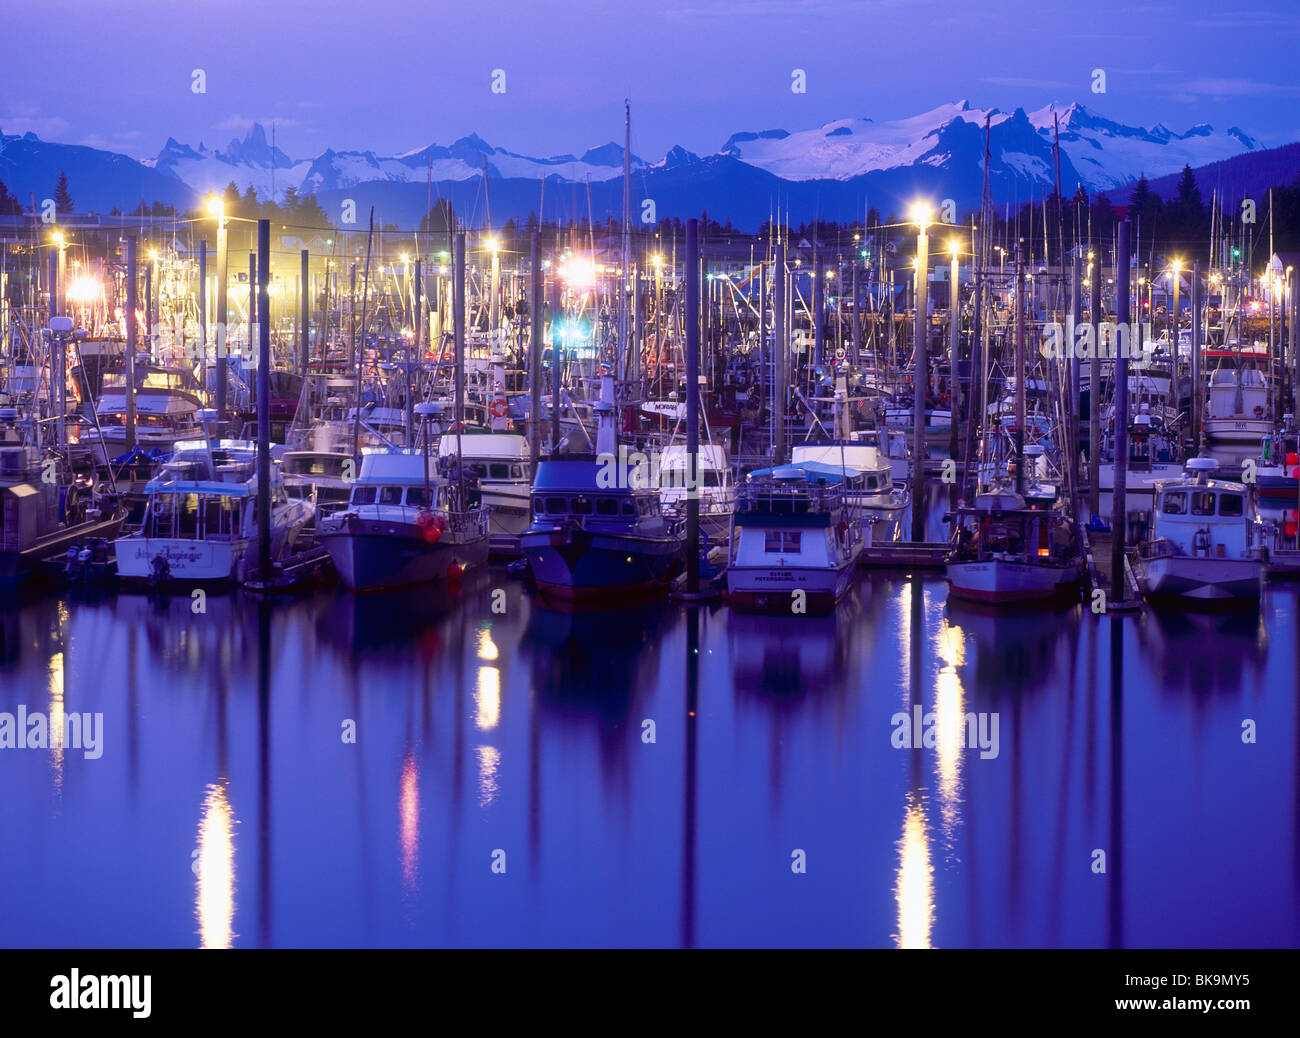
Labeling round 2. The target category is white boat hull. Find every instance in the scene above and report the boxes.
[1139,555,1263,602]
[116,537,242,582]
[1204,417,1271,447]
[947,557,1081,604]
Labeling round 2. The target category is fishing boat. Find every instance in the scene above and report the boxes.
[280,449,354,527]
[520,369,685,605]
[0,410,124,584]
[1204,367,1270,448]
[1134,457,1266,607]
[114,439,313,584]
[726,461,864,614]
[317,449,489,591]
[790,440,909,545]
[437,430,532,545]
[82,364,205,465]
[946,488,1082,605]
[658,442,736,543]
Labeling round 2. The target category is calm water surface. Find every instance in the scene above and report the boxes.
[1,552,1298,948]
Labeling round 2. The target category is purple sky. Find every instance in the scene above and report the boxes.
[7,0,1300,162]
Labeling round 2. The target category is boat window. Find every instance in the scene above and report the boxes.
[511,465,524,479]
[764,531,802,553]
[702,471,720,487]
[865,476,878,489]
[595,498,620,516]
[622,500,636,516]
[379,486,403,505]
[1162,491,1187,515]
[545,497,568,514]
[471,463,489,478]
[571,497,592,515]
[406,487,427,508]
[489,463,509,479]
[351,486,377,505]
[1190,492,1216,516]
[1219,494,1243,517]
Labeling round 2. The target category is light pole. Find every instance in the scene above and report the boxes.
[208,196,229,420]
[909,201,931,543]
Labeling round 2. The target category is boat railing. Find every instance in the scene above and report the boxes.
[446,508,491,539]
[737,477,847,515]
[1137,537,1182,561]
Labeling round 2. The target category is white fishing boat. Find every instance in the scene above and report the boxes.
[280,449,354,527]
[318,449,489,591]
[1204,368,1271,448]
[82,364,205,464]
[946,488,1082,605]
[790,440,909,545]
[1135,457,1266,607]
[114,439,313,584]
[658,442,736,543]
[726,462,864,614]
[438,430,532,543]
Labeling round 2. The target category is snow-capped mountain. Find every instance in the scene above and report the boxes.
[720,99,1259,192]
[1027,102,1258,191]
[0,101,1279,229]
[145,124,646,201]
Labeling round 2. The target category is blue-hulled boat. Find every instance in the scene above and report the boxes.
[519,371,685,605]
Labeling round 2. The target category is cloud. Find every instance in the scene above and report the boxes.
[216,113,309,131]
[982,75,1073,90]
[1190,12,1300,33]
[0,103,70,140]
[1165,77,1300,101]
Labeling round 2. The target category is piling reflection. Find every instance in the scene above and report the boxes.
[2,570,1298,948]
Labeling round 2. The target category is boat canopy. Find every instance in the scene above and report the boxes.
[534,458,644,495]
[746,461,863,485]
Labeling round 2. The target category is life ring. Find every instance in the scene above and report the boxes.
[1253,405,1265,418]
[490,398,509,419]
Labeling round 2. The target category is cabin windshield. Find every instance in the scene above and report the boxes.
[1219,494,1243,516]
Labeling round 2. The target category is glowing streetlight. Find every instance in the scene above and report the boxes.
[67,276,101,304]
[557,257,595,288]
[206,196,224,219]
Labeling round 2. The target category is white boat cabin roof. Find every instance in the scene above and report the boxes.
[437,432,529,462]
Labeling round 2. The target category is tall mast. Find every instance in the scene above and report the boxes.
[621,100,632,383]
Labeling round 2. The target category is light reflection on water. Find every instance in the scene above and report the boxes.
[0,562,1296,948]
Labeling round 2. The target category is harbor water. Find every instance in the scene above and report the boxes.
[2,524,1297,947]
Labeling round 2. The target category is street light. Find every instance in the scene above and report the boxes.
[908,200,933,542]
[208,193,230,418]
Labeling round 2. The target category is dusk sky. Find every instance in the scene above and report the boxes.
[6,0,1300,163]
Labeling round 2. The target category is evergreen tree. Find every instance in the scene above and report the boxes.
[294,193,330,229]
[1128,175,1162,237]
[0,180,22,216]
[1166,165,1206,247]
[53,170,74,213]
[1092,193,1116,237]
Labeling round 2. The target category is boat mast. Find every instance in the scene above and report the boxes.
[1015,242,1025,496]
[621,101,632,385]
